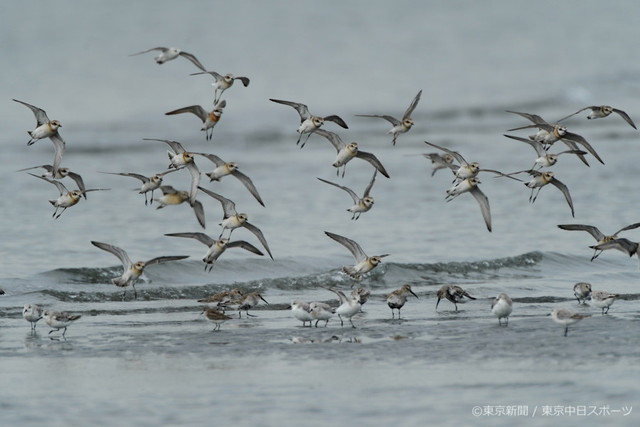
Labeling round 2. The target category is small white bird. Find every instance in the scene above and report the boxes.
[491,293,513,326]
[550,308,590,337]
[291,300,314,327]
[309,302,335,327]
[198,187,274,260]
[164,233,263,272]
[314,129,390,178]
[325,231,389,280]
[386,284,419,319]
[43,310,81,338]
[436,285,476,311]
[326,288,361,328]
[100,168,180,205]
[165,99,226,141]
[19,164,87,199]
[28,173,109,219]
[13,99,66,177]
[91,241,189,299]
[557,223,640,261]
[23,304,44,331]
[317,170,377,220]
[269,98,349,147]
[557,105,637,129]
[129,47,206,71]
[503,134,587,169]
[191,70,250,104]
[195,152,264,206]
[590,290,620,315]
[144,139,201,205]
[572,282,592,305]
[356,90,422,146]
[154,185,206,228]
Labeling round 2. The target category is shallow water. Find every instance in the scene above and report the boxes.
[2,1,640,426]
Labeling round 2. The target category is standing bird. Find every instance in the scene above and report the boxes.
[198,288,244,307]
[550,308,590,337]
[557,222,640,261]
[356,90,422,146]
[43,310,81,338]
[129,47,206,71]
[237,292,269,318]
[195,152,265,206]
[91,241,188,299]
[28,173,108,219]
[191,70,250,104]
[19,164,87,199]
[573,282,592,305]
[100,168,179,206]
[269,98,348,147]
[291,300,314,327]
[165,99,226,141]
[309,302,335,327]
[557,105,637,129]
[386,284,419,319]
[13,99,66,177]
[164,233,263,272]
[23,304,44,331]
[325,231,389,280]
[435,285,476,311]
[144,139,201,205]
[491,293,513,326]
[317,170,377,220]
[154,185,206,228]
[590,290,620,315]
[326,288,361,328]
[202,307,232,331]
[198,187,274,259]
[314,129,390,178]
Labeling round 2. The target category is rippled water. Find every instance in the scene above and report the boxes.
[2,1,640,426]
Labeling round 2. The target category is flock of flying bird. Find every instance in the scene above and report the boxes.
[10,45,638,337]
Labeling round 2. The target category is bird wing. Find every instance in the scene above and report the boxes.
[186,162,201,205]
[101,172,149,183]
[198,186,237,217]
[193,152,225,167]
[469,185,491,232]
[557,224,604,241]
[49,133,66,177]
[91,241,132,268]
[129,47,168,56]
[144,255,189,266]
[165,232,215,247]
[230,170,265,207]
[503,134,546,157]
[402,89,422,120]
[323,115,349,129]
[226,240,264,256]
[363,170,378,198]
[355,114,400,126]
[424,141,468,165]
[614,222,640,236]
[241,221,273,260]
[28,173,68,195]
[165,105,208,122]
[269,99,310,120]
[236,76,250,87]
[191,200,205,228]
[178,51,207,71]
[143,138,186,154]
[355,150,391,178]
[613,108,637,129]
[317,177,359,203]
[324,231,367,263]
[550,177,575,217]
[314,128,345,151]
[561,131,604,164]
[190,70,223,81]
[13,99,50,126]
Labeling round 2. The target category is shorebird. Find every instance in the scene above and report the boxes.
[164,233,263,272]
[386,284,419,319]
[491,293,513,326]
[506,110,603,165]
[198,288,244,307]
[195,152,264,206]
[13,99,66,177]
[191,70,250,103]
[356,90,422,146]
[100,168,179,205]
[269,98,348,147]
[435,285,476,311]
[325,231,389,280]
[314,129,390,178]
[317,170,377,220]
[202,307,232,331]
[237,292,269,318]
[43,310,81,338]
[550,308,590,337]
[589,238,640,265]
[91,241,188,299]
[197,187,273,259]
[511,170,574,217]
[557,105,637,129]
[444,177,492,232]
[291,300,314,327]
[144,139,201,205]
[557,222,640,261]
[590,290,620,315]
[573,282,592,305]
[326,288,361,328]
[28,173,108,219]
[23,304,44,331]
[309,302,335,327]
[19,164,87,199]
[420,152,456,176]
[129,47,206,71]
[503,134,587,169]
[154,185,206,228]
[165,99,226,140]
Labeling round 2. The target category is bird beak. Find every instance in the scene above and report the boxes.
[260,296,269,305]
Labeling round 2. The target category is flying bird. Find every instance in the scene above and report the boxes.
[557,222,640,261]
[324,231,388,280]
[314,129,390,178]
[190,70,250,103]
[129,47,206,71]
[356,90,422,145]
[317,170,377,220]
[557,105,637,129]
[165,99,226,141]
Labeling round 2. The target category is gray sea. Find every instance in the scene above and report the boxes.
[2,1,640,425]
